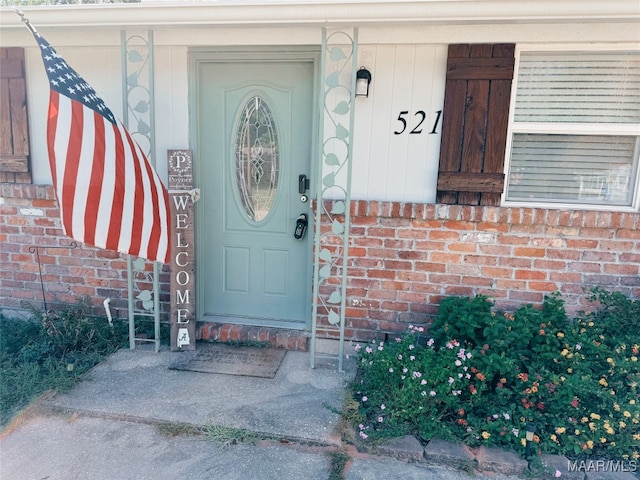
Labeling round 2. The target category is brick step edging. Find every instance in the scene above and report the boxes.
[196,322,310,352]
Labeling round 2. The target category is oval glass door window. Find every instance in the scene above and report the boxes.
[234,96,280,222]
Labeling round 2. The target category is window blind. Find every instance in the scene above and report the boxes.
[506,134,638,206]
[515,52,640,124]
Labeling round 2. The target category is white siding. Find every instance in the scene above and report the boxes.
[12,20,637,201]
[352,44,446,202]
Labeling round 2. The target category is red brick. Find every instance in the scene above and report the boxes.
[579,228,615,239]
[529,281,558,292]
[481,267,513,278]
[604,264,639,275]
[398,250,426,260]
[429,252,462,264]
[444,221,474,231]
[414,261,447,273]
[465,255,499,266]
[368,269,396,279]
[477,222,509,232]
[515,270,547,280]
[448,243,477,253]
[617,229,640,240]
[514,247,545,257]
[396,271,427,282]
[429,273,461,284]
[429,230,460,241]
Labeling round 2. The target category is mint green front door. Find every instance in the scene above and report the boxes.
[196,56,315,329]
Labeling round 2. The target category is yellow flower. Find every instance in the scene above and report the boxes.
[631,399,636,405]
[590,413,601,420]
[555,427,566,434]
[581,417,589,423]
[619,421,627,429]
[589,422,596,431]
[521,438,527,447]
[588,321,594,327]
[557,332,565,338]
[567,368,573,373]
[599,378,608,387]
[600,437,607,443]
[606,357,614,364]
[550,434,558,442]
[605,426,615,435]
[587,440,594,449]
[610,390,616,395]
[634,452,640,460]
[633,434,640,441]
[614,403,621,411]
[481,431,490,440]
[632,356,638,362]
[575,429,580,435]
[624,411,632,418]
[561,349,569,356]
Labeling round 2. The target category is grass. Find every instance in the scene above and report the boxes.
[203,423,259,446]
[0,300,166,427]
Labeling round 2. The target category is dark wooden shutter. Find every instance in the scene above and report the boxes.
[436,44,514,206]
[1,47,31,184]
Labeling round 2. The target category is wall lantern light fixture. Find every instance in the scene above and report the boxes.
[355,67,372,97]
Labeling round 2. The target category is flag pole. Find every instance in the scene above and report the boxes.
[13,8,38,35]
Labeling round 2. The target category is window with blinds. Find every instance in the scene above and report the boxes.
[505,50,640,208]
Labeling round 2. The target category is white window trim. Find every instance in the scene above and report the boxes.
[503,43,640,212]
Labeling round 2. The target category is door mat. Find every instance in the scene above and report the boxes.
[169,343,286,379]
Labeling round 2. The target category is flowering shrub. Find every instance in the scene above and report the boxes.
[351,289,640,462]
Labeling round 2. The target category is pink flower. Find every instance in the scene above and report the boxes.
[362,396,368,402]
[365,346,372,354]
[359,431,368,439]
[380,404,386,410]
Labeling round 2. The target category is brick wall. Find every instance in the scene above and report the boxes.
[2,185,638,344]
[0,184,169,319]
[314,200,640,341]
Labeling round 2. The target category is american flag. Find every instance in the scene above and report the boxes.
[32,29,171,264]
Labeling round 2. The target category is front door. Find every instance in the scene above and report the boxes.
[196,55,315,329]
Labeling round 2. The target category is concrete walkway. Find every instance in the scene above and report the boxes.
[0,344,527,480]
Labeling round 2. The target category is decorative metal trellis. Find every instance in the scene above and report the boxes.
[121,30,161,352]
[310,27,358,372]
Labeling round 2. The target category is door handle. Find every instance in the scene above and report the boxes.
[294,213,308,240]
[298,174,310,194]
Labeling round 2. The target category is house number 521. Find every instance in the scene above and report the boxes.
[393,110,442,135]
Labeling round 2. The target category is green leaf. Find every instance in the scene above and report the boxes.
[323,173,335,187]
[336,123,349,139]
[329,47,347,61]
[328,309,341,325]
[137,120,151,135]
[326,71,339,88]
[328,291,341,304]
[331,220,344,234]
[127,72,138,87]
[133,101,149,113]
[325,153,340,166]
[331,201,346,214]
[333,101,349,115]
[319,248,332,262]
[127,50,144,63]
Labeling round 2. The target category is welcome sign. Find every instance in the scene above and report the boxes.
[168,149,197,351]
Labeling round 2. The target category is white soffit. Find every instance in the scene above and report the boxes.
[1,0,639,30]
